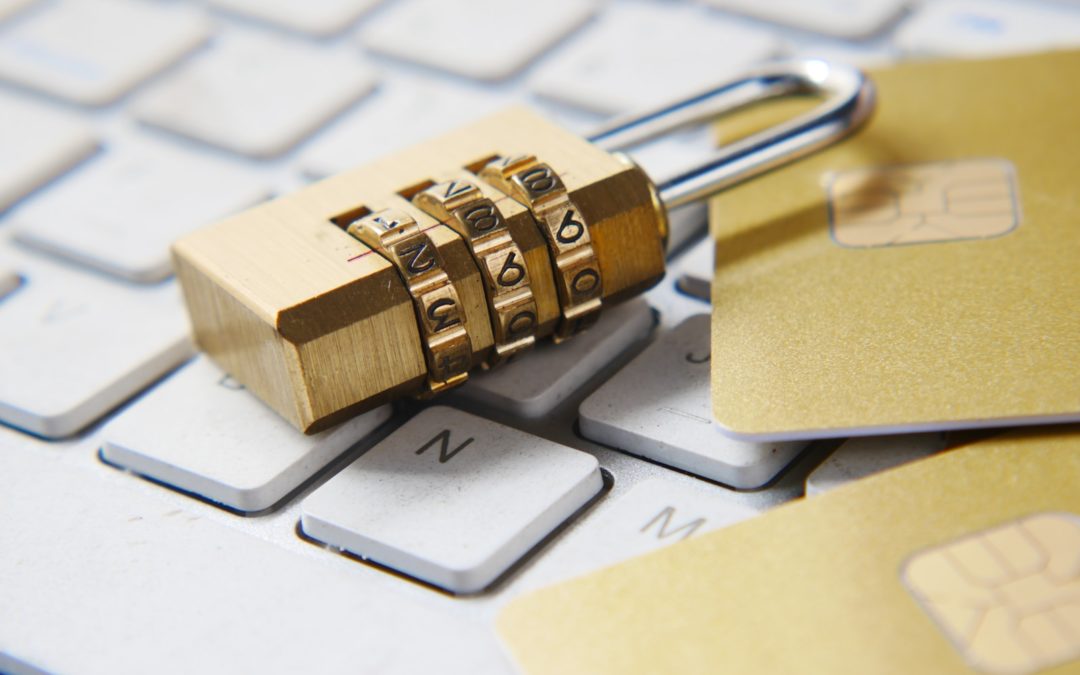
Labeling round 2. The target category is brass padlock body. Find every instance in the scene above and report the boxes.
[173,107,667,433]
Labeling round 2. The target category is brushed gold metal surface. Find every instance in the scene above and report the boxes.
[464,172,562,338]
[413,177,539,364]
[347,207,473,393]
[172,106,666,432]
[171,201,426,435]
[480,155,603,342]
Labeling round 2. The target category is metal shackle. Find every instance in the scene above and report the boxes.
[588,59,876,210]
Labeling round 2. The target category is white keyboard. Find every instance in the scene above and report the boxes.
[1,0,1075,672]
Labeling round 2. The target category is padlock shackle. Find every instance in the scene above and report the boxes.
[587,59,875,210]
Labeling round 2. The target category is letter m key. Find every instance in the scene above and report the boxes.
[415,429,474,464]
[640,506,706,542]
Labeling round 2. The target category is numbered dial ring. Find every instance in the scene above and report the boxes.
[480,155,602,342]
[347,208,472,393]
[414,178,538,365]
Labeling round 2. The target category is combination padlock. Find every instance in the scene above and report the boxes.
[172,60,875,433]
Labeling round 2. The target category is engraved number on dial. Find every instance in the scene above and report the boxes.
[442,180,471,199]
[427,298,459,332]
[521,166,556,196]
[463,203,500,233]
[508,311,536,335]
[555,209,585,244]
[400,242,435,275]
[571,268,599,296]
[496,251,525,287]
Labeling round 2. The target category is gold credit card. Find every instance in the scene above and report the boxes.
[497,427,1080,675]
[707,51,1080,441]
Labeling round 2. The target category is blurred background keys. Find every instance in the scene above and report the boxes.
[206,0,382,37]
[0,90,96,211]
[12,138,269,282]
[133,32,378,158]
[702,0,909,40]
[0,0,210,105]
[358,0,598,81]
[299,76,505,178]
[895,0,1080,57]
[530,3,780,115]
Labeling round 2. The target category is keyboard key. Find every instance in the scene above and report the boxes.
[703,0,908,40]
[805,433,946,496]
[0,247,193,438]
[641,273,712,336]
[301,406,602,593]
[207,0,380,36]
[101,356,392,512]
[530,3,780,114]
[1,430,499,674]
[133,32,377,158]
[579,314,807,489]
[674,235,712,301]
[895,0,1080,57]
[454,298,653,419]
[0,90,96,212]
[300,76,506,178]
[0,0,210,106]
[523,478,756,588]
[358,0,597,81]
[11,139,268,282]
